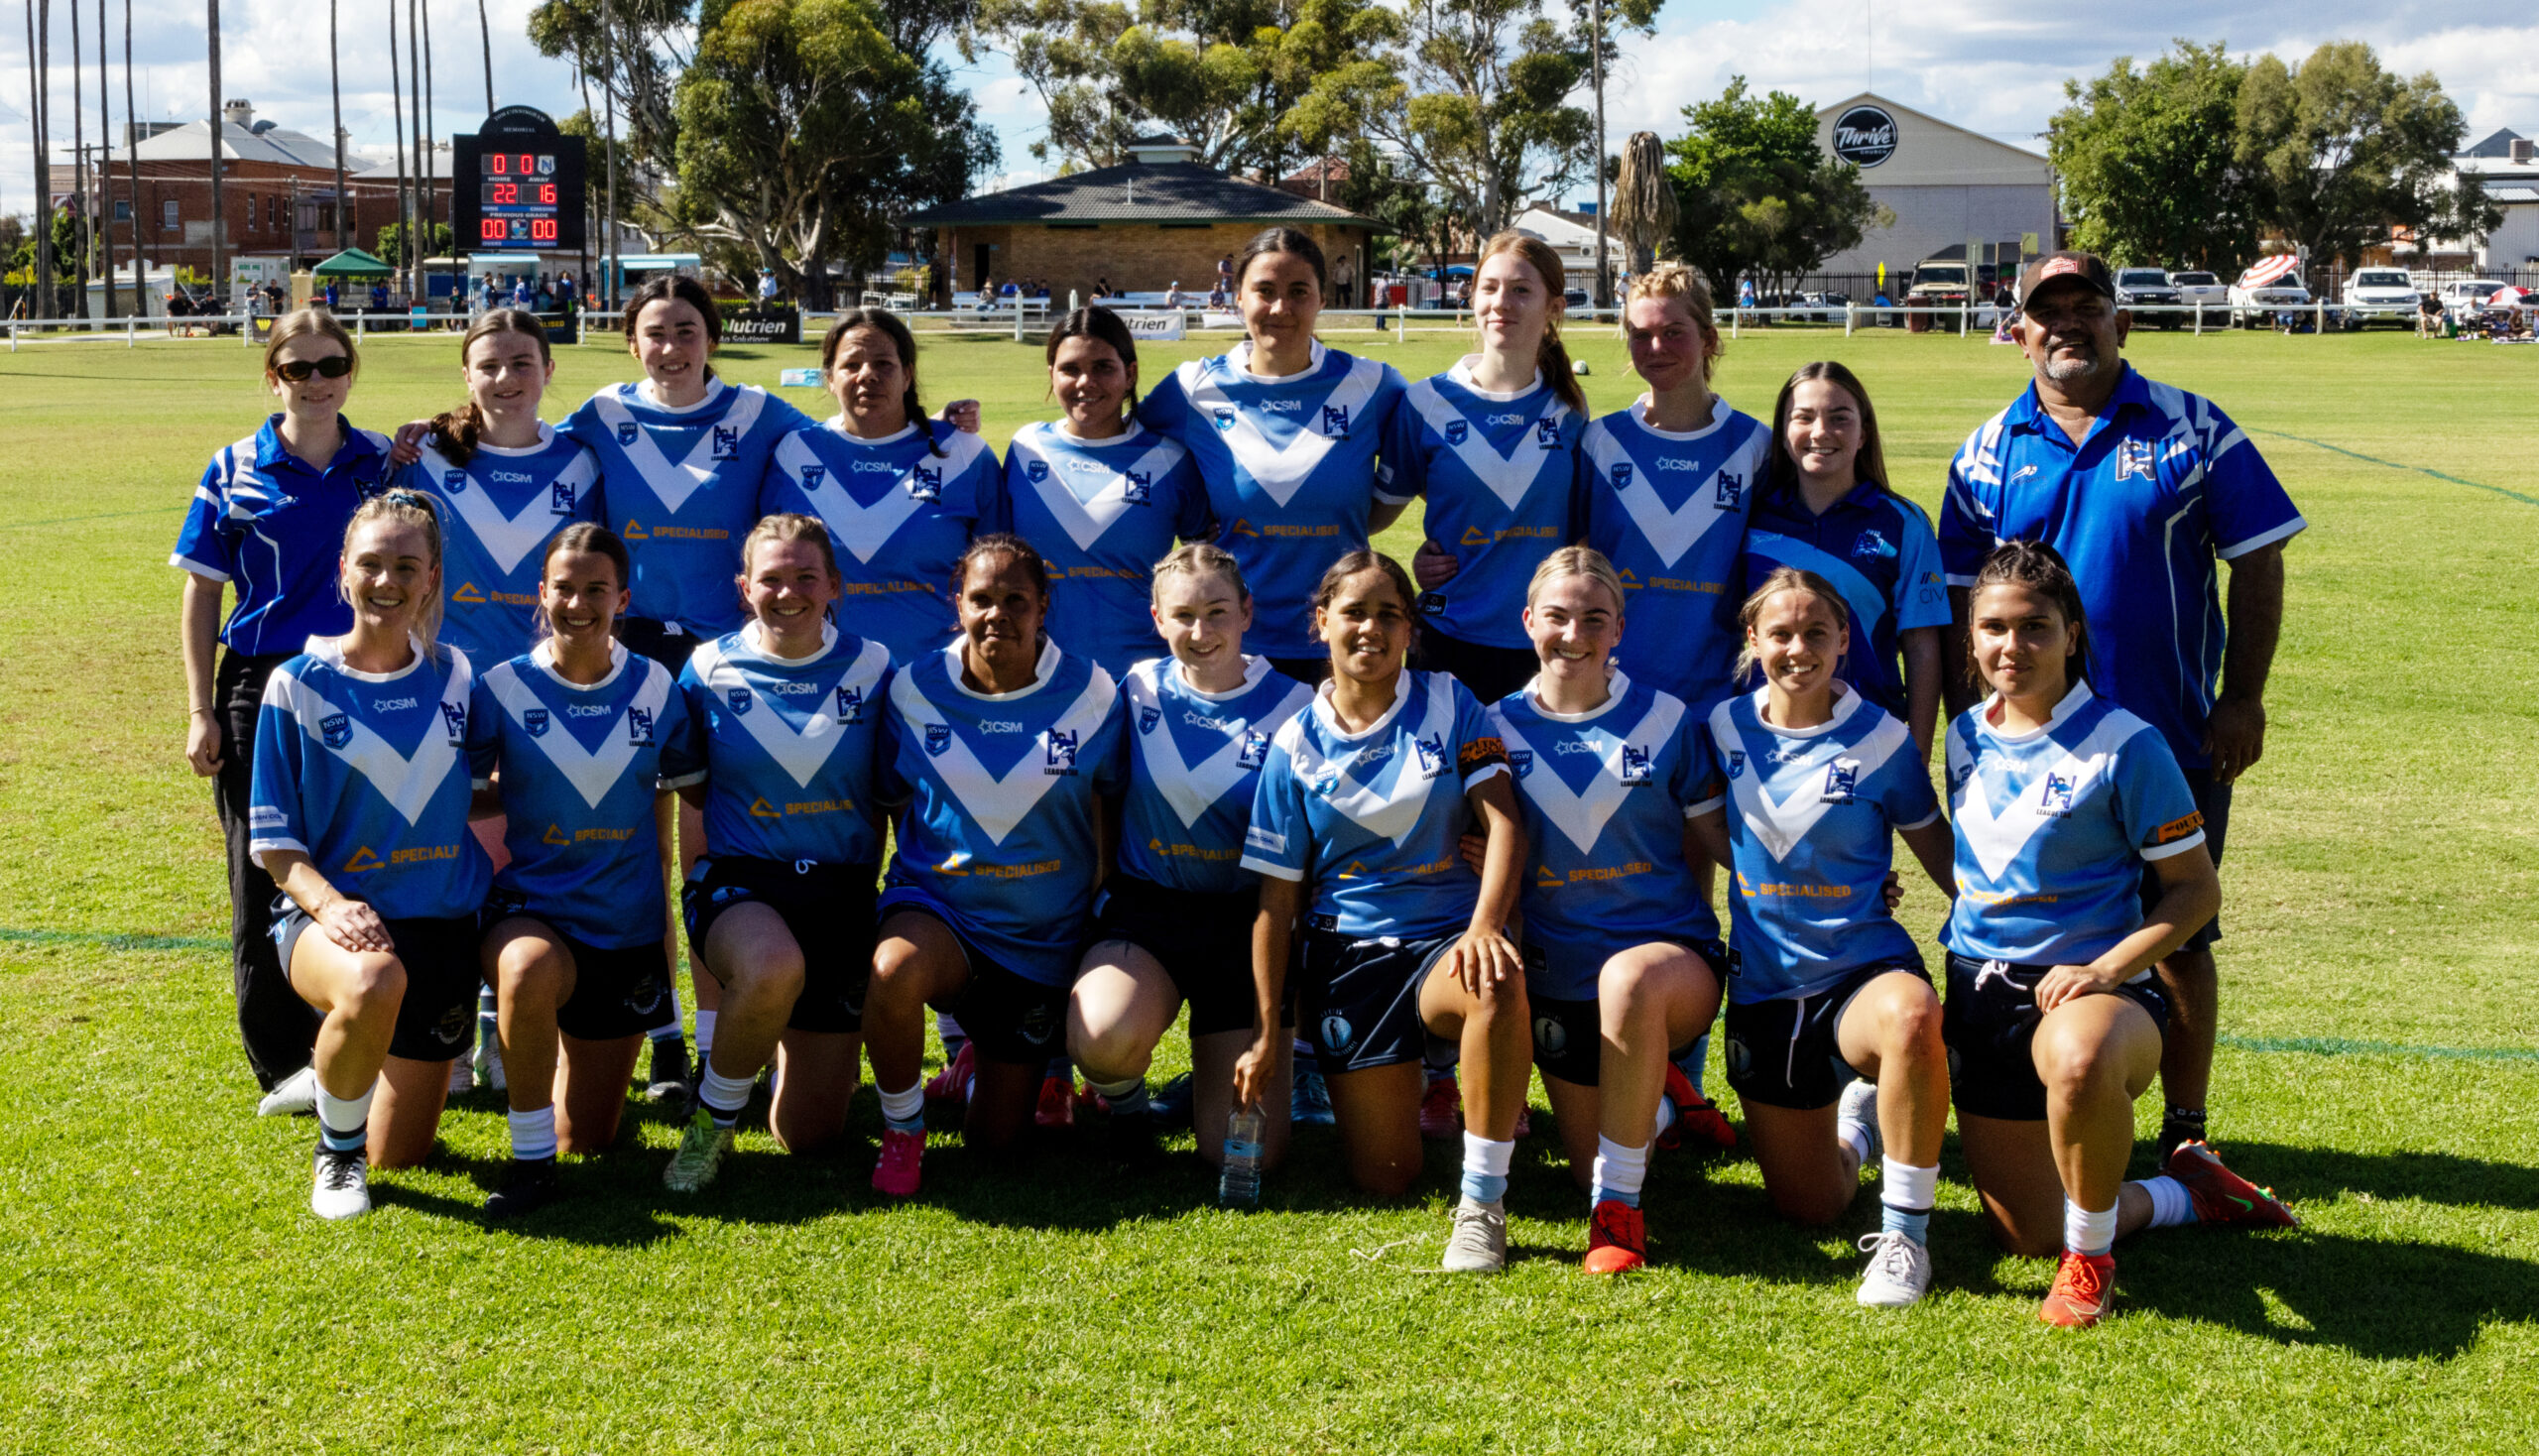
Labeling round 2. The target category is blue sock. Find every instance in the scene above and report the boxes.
[315,1083,372,1153]
[1880,1202,1932,1244]
[1881,1158,1939,1245]
[1676,1033,1711,1097]
[1460,1133,1513,1204]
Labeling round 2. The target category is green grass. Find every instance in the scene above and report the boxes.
[3,323,2536,1452]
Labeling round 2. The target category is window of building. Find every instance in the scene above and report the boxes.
[112,198,131,221]
[163,198,180,230]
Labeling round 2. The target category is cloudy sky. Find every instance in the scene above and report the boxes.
[4,0,2531,216]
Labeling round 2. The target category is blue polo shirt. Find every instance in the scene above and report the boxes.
[1938,365,2303,770]
[1742,478,1949,720]
[172,416,397,657]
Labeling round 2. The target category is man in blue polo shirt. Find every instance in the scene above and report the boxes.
[1939,251,2302,1165]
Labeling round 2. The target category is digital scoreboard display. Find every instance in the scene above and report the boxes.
[452,108,586,253]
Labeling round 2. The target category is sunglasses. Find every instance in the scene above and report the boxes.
[275,355,354,382]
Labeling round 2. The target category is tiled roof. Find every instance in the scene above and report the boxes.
[907,161,1377,228]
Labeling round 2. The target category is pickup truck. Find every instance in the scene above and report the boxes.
[2114,267,2183,328]
[2339,268,2421,329]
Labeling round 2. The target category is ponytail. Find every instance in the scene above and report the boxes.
[434,307,552,467]
[1475,230,1588,416]
[820,306,946,458]
[344,489,449,661]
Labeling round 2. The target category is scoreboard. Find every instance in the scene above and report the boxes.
[451,106,586,253]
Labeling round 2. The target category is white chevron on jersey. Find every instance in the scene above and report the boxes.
[1281,671,1460,845]
[1406,375,1573,510]
[690,627,892,788]
[1947,706,2140,883]
[270,638,475,825]
[1588,418,1745,568]
[483,643,674,810]
[1711,690,1912,862]
[1495,683,1683,853]
[891,644,1119,845]
[1012,428,1187,551]
[418,430,599,574]
[1124,657,1309,830]
[1177,343,1389,507]
[780,425,992,563]
[590,384,767,515]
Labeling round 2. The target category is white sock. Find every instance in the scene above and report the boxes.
[698,1063,755,1123]
[878,1080,925,1130]
[507,1105,557,1161]
[1881,1156,1938,1212]
[2064,1198,2118,1257]
[693,1009,718,1059]
[1460,1131,1515,1203]
[2136,1174,2197,1229]
[1592,1135,1649,1206]
[315,1082,375,1152]
[1838,1121,1874,1178]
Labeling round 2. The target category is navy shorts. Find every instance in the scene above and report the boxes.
[880,894,1068,1066]
[274,898,483,1063]
[618,617,700,673]
[2140,768,2229,953]
[1941,951,2171,1122]
[483,893,674,1040]
[1411,626,1539,707]
[1522,936,1727,1088]
[1090,873,1284,1037]
[1725,962,1928,1111]
[1267,655,1333,686]
[682,856,879,1034]
[1298,928,1460,1074]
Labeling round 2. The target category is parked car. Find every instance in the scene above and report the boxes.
[2230,274,2312,328]
[2171,271,2229,320]
[2437,279,2500,317]
[1790,291,1851,322]
[2339,268,2421,329]
[1906,259,1972,310]
[2115,267,2184,328]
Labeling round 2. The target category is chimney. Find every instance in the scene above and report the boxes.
[222,99,254,129]
[2513,137,2535,164]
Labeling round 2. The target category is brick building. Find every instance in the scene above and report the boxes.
[906,135,1380,306]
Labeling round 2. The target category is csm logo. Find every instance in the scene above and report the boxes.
[1649,456,1702,472]
[564,703,613,718]
[374,696,420,711]
[1260,398,1305,413]
[980,719,1025,733]
[487,470,533,484]
[767,681,819,695]
[1485,413,1525,427]
[850,460,897,473]
[1552,740,1602,755]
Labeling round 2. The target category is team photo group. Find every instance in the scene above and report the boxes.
[175,223,2309,1328]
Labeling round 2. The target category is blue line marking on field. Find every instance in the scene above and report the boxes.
[0,927,226,952]
[2256,429,2539,508]
[2222,1034,2539,1064]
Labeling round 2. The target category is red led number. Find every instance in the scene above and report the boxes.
[531,218,557,241]
[480,218,507,241]
[489,153,509,175]
[538,184,556,205]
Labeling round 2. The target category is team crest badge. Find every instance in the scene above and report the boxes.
[1414,734,1447,778]
[549,481,578,515]
[1417,590,1448,617]
[1027,459,1049,483]
[1533,1015,1569,1056]
[1823,760,1859,801]
[1237,730,1269,770]
[1320,1014,1355,1053]
[442,468,467,494]
[319,713,353,750]
[1535,418,1562,448]
[799,465,826,491]
[909,465,943,502]
[727,687,753,716]
[524,708,550,738]
[1715,471,1745,510]
[1853,530,1893,560]
[1320,404,1351,436]
[833,686,863,724]
[1612,462,1634,487]
[2039,772,2077,812]
[1509,749,1534,780]
[628,706,656,744]
[438,702,469,743]
[1211,407,1237,432]
[2116,438,2156,481]
[615,421,639,446]
[1044,729,1080,773]
[1620,745,1652,785]
[1138,706,1161,735]
[1123,469,1152,505]
[924,723,952,757]
[1726,749,1747,780]
[711,425,740,460]
[1445,420,1469,445]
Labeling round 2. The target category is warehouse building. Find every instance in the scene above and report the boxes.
[1810,92,2059,282]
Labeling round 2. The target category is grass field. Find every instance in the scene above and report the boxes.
[2,321,2536,1453]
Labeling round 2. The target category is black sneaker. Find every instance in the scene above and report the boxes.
[646,1037,694,1111]
[1148,1072,1195,1129]
[486,1157,560,1219]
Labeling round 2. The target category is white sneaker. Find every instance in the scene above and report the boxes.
[1855,1231,1931,1308]
[1441,1196,1509,1273]
[447,1056,475,1096]
[1838,1076,1882,1166]
[476,1033,507,1094]
[256,1065,318,1118]
[310,1147,371,1220]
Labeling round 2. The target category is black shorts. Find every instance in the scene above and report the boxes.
[1267,654,1332,686]
[1090,873,1284,1037]
[1523,938,1727,1088]
[882,899,1068,1065]
[681,856,879,1034]
[1412,626,1538,706]
[2139,768,2229,953]
[483,894,675,1040]
[1941,952,2171,1122]
[619,616,701,673]
[273,898,484,1063]
[1298,928,1459,1074]
[1724,963,1928,1111]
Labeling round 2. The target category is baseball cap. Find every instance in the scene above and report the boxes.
[2015,251,2116,307]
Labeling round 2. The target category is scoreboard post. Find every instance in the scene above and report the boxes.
[452,106,587,256]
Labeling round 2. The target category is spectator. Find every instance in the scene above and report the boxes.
[1162,280,1184,308]
[1094,276,1113,299]
[758,267,780,303]
[1335,250,1357,308]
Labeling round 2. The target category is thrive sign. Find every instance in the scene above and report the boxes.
[1832,105,1898,169]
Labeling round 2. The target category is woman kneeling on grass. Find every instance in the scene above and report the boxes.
[1482,547,1729,1275]
[250,492,494,1219]
[1686,568,1957,1305]
[1944,541,2296,1328]
[472,525,701,1216]
[1237,551,1530,1272]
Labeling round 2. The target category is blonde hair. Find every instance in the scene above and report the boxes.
[342,490,446,658]
[263,306,361,384]
[1150,541,1249,605]
[1626,262,1723,382]
[1473,230,1587,416]
[738,512,841,581]
[1524,546,1627,616]
[1733,566,1849,679]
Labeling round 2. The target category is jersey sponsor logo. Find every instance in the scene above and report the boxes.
[524,707,551,737]
[375,696,421,712]
[1418,590,1448,617]
[489,469,532,485]
[1509,748,1534,779]
[543,822,571,846]
[850,459,896,473]
[1456,736,1507,776]
[320,712,354,749]
[1244,824,1286,855]
[1486,413,1525,427]
[1260,398,1304,414]
[443,468,468,494]
[1621,744,1653,785]
[1139,705,1161,734]
[1649,456,1702,472]
[727,686,754,715]
[2115,438,2156,481]
[1044,728,1080,774]
[2154,809,2206,844]
[564,702,612,718]
[751,796,782,818]
[925,723,953,756]
[451,582,489,604]
[980,720,1025,733]
[342,845,385,872]
[1553,740,1601,756]
[767,680,819,695]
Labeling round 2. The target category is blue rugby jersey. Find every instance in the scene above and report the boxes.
[396,425,602,664]
[996,421,1211,674]
[1741,478,1949,720]
[1138,340,1409,659]
[1942,681,2207,967]
[562,379,813,637]
[476,641,702,948]
[1241,669,1511,941]
[1490,672,1723,999]
[677,621,894,866]
[247,636,495,919]
[1707,686,1939,1003]
[1578,399,1768,708]
[879,641,1131,984]
[1386,359,1584,651]
[170,416,394,656]
[1119,656,1314,895]
[1938,364,2305,769]
[761,418,998,666]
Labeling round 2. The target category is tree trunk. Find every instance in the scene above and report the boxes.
[70,0,85,295]
[32,0,53,318]
[94,0,110,315]
[330,0,346,251]
[388,0,409,281]
[422,0,436,259]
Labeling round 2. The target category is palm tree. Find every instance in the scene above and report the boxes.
[69,0,84,298]
[388,0,409,284]
[121,0,139,314]
[207,0,224,303]
[94,0,111,315]
[476,0,491,114]
[29,0,54,317]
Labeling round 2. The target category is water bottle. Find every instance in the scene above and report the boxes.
[1219,1105,1266,1208]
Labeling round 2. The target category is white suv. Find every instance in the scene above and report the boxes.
[2340,269,2420,328]
[2171,271,2229,321]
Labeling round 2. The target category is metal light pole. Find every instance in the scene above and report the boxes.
[1591,0,1609,308]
